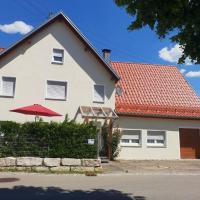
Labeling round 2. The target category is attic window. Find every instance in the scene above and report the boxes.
[93,85,105,103]
[52,49,64,64]
[0,77,16,98]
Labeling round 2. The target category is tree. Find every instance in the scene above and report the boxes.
[114,0,200,64]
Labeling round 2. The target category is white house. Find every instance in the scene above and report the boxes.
[0,12,200,160]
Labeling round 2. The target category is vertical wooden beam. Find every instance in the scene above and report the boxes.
[84,117,89,124]
[108,119,113,160]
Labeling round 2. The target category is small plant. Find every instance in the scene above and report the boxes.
[101,122,121,160]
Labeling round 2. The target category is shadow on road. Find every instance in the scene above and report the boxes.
[0,186,146,200]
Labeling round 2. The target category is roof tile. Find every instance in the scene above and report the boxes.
[111,61,200,119]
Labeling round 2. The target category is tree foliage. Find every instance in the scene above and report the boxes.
[115,0,200,64]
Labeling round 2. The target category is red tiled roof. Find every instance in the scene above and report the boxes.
[111,61,200,120]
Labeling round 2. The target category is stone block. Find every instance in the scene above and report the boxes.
[94,166,103,173]
[0,166,17,171]
[0,157,16,167]
[61,158,81,166]
[43,158,60,167]
[50,166,70,172]
[81,159,101,167]
[70,166,94,172]
[32,166,50,172]
[16,167,32,171]
[17,157,43,166]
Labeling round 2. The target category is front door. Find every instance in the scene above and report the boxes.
[179,128,200,159]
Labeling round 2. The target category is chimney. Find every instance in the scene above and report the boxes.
[102,49,111,62]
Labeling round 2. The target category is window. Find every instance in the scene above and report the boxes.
[46,80,67,100]
[93,85,105,103]
[147,131,166,147]
[0,77,16,97]
[120,129,141,147]
[52,49,64,64]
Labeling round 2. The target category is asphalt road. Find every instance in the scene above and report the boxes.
[0,173,199,200]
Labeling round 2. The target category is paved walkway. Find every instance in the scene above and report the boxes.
[102,160,200,174]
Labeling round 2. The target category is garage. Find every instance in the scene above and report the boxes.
[179,128,200,159]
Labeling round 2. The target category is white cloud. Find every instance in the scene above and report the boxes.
[185,71,200,78]
[159,44,192,66]
[0,21,33,35]
[180,69,186,74]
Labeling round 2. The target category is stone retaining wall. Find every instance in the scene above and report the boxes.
[0,157,101,173]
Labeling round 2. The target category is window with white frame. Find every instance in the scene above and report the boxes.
[46,80,67,100]
[52,49,64,64]
[0,77,16,97]
[93,84,105,103]
[147,131,166,147]
[120,129,141,147]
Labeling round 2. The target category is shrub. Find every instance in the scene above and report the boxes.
[0,120,97,158]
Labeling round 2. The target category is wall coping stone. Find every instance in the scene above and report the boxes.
[16,157,43,167]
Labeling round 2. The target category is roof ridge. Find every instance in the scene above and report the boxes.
[111,60,177,68]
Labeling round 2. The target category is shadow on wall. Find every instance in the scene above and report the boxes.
[0,186,146,200]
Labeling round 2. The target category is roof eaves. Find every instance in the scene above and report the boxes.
[117,112,200,120]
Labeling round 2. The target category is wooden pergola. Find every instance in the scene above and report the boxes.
[79,106,118,160]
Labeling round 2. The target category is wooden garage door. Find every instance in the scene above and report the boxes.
[179,128,200,159]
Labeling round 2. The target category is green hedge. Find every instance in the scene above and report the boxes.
[0,120,98,158]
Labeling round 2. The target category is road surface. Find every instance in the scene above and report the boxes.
[0,173,199,200]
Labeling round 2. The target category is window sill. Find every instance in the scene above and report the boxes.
[51,61,64,65]
[45,98,66,101]
[147,145,166,148]
[93,101,105,104]
[120,144,142,148]
[0,95,14,98]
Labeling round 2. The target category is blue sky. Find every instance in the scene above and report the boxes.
[0,0,200,95]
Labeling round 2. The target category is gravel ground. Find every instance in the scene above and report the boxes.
[102,160,200,174]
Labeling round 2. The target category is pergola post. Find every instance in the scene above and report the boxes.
[108,119,113,160]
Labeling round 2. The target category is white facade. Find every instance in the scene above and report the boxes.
[116,116,200,160]
[0,19,115,122]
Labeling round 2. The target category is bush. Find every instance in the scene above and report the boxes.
[0,120,97,158]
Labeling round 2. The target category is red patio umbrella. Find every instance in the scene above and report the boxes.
[10,104,62,121]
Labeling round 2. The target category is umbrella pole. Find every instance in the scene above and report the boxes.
[35,115,39,122]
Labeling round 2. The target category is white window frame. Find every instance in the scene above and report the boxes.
[147,130,166,147]
[52,48,64,64]
[93,84,105,103]
[0,76,16,98]
[45,80,68,101]
[120,129,142,147]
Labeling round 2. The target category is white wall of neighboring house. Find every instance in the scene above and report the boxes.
[116,116,200,160]
[0,19,116,122]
